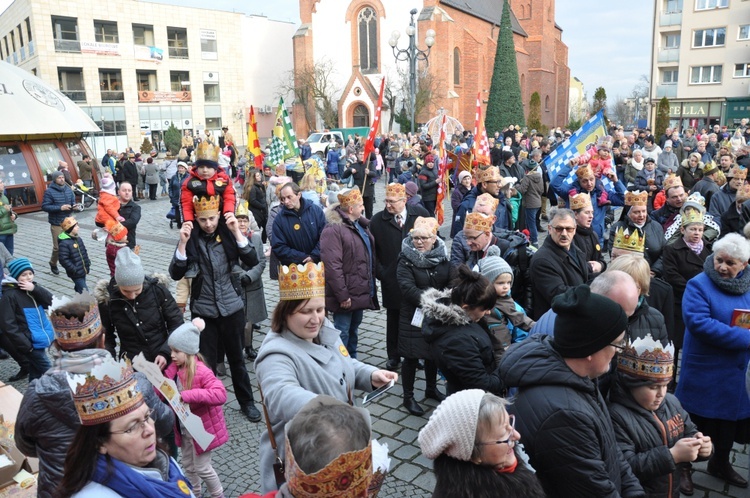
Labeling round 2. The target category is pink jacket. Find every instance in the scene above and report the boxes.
[162,360,229,455]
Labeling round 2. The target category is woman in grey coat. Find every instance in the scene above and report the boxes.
[254,262,398,493]
[144,157,159,200]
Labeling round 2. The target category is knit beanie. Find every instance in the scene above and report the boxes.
[418,389,486,461]
[100,176,116,196]
[114,248,145,287]
[477,247,513,286]
[458,171,472,183]
[50,171,64,181]
[552,285,627,358]
[7,257,33,280]
[168,318,205,355]
[405,181,419,197]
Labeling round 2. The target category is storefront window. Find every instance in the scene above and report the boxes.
[31,142,65,181]
[0,145,38,207]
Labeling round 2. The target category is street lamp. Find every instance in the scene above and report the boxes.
[388,8,435,134]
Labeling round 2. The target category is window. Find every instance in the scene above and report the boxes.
[353,104,370,127]
[204,83,220,102]
[58,67,85,102]
[690,65,722,84]
[170,71,190,91]
[94,20,118,43]
[665,33,680,48]
[662,68,679,83]
[545,95,550,111]
[696,0,728,9]
[693,27,725,47]
[357,7,378,73]
[453,48,461,85]
[99,69,123,101]
[740,25,750,40]
[200,30,217,60]
[735,63,750,78]
[0,145,38,207]
[9,32,15,53]
[665,0,683,13]
[132,24,154,46]
[167,27,188,58]
[17,24,23,47]
[52,16,79,52]
[136,70,157,91]
[25,18,31,42]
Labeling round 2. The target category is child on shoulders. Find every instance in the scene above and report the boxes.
[181,142,236,227]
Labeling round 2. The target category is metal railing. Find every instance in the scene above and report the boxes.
[61,90,86,102]
[101,90,124,102]
[54,39,81,53]
[168,47,188,59]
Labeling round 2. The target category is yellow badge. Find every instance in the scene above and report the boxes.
[73,243,78,248]
[339,345,349,357]
[177,479,191,495]
[294,224,301,231]
[595,244,601,251]
[215,180,224,187]
[216,235,222,243]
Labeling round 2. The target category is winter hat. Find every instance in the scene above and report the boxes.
[501,150,514,163]
[114,248,145,287]
[477,247,513,286]
[100,175,116,196]
[664,140,673,149]
[405,181,419,197]
[7,257,33,280]
[168,318,205,355]
[458,171,472,183]
[552,285,627,358]
[50,171,64,181]
[418,389,486,461]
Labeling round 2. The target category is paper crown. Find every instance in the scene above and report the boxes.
[464,212,495,232]
[729,165,747,180]
[597,137,612,151]
[66,357,143,426]
[477,166,500,183]
[385,183,405,198]
[338,186,363,208]
[570,192,592,211]
[193,195,221,218]
[612,226,645,253]
[412,216,439,236]
[50,293,103,351]
[475,193,499,212]
[663,174,683,192]
[575,165,593,179]
[625,190,648,207]
[285,437,372,498]
[737,184,750,203]
[279,262,326,301]
[617,334,675,382]
[195,141,220,166]
[702,161,718,176]
[235,199,250,218]
[61,216,78,232]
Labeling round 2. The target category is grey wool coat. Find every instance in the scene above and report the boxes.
[232,230,268,325]
[254,320,377,492]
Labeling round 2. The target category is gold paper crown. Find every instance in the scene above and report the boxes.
[285,437,372,498]
[575,165,593,179]
[195,141,220,165]
[412,216,439,235]
[193,195,221,218]
[385,183,405,198]
[464,212,496,232]
[663,174,683,192]
[279,262,326,301]
[597,137,613,150]
[477,166,500,183]
[50,295,103,351]
[235,199,250,218]
[338,186,364,208]
[729,165,747,180]
[625,190,648,207]
[475,193,499,212]
[737,184,750,203]
[617,334,674,382]
[612,226,645,253]
[570,192,592,211]
[67,358,143,426]
[61,217,78,232]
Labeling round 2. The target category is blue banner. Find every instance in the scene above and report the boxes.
[544,110,609,188]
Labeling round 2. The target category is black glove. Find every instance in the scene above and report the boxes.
[240,275,252,287]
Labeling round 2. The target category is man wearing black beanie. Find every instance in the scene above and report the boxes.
[499,285,645,498]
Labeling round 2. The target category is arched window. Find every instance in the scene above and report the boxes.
[453,48,461,85]
[353,104,370,127]
[545,95,550,111]
[358,7,378,73]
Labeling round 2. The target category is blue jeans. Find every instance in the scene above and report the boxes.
[0,234,14,255]
[73,277,88,294]
[333,310,364,359]
[28,349,51,381]
[525,207,540,244]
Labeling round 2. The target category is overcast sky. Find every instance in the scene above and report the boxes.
[1,0,653,101]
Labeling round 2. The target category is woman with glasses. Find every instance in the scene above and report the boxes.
[396,217,451,416]
[418,389,545,498]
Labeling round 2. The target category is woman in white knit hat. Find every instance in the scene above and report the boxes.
[418,389,544,498]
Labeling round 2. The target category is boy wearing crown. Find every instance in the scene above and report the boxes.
[608,335,712,497]
[180,141,236,227]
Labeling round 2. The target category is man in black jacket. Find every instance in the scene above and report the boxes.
[121,153,140,201]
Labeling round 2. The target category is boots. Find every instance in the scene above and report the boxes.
[679,465,694,496]
[707,452,749,488]
[424,360,446,402]
[401,359,425,416]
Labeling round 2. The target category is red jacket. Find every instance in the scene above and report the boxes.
[180,168,236,222]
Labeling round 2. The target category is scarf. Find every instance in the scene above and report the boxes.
[92,450,193,498]
[400,236,447,268]
[703,254,750,295]
[684,238,704,256]
[630,158,644,171]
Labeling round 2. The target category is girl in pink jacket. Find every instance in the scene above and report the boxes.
[165,318,229,498]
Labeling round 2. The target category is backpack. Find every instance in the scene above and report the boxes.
[492,229,535,314]
[101,154,109,169]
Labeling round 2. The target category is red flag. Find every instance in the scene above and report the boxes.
[435,114,449,225]
[473,93,491,166]
[247,106,263,168]
[363,77,386,161]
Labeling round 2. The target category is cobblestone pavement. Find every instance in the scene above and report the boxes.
[3,179,748,497]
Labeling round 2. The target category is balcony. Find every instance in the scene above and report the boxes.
[168,47,188,59]
[658,48,680,63]
[19,47,25,61]
[61,90,86,102]
[54,39,81,53]
[28,40,34,56]
[656,85,678,98]
[101,91,124,102]
[660,11,682,26]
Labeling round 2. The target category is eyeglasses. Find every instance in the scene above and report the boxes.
[610,339,628,353]
[384,198,405,205]
[465,233,487,242]
[110,408,155,436]
[550,225,576,234]
[412,236,434,242]
[476,414,516,448]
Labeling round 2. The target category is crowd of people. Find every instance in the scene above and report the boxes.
[2,118,750,498]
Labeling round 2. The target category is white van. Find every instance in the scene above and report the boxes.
[306,131,344,155]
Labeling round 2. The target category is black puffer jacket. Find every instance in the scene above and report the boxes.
[573,224,606,277]
[628,299,670,345]
[421,288,503,396]
[96,275,184,363]
[396,238,451,360]
[14,348,174,498]
[58,233,90,279]
[416,165,438,202]
[608,373,704,498]
[499,335,645,498]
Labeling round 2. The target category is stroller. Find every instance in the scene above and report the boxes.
[72,181,98,210]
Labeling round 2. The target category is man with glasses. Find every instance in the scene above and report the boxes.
[272,182,326,266]
[500,285,644,497]
[529,208,589,319]
[370,183,429,371]
[451,166,512,238]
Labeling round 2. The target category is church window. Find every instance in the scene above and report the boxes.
[358,7,378,72]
